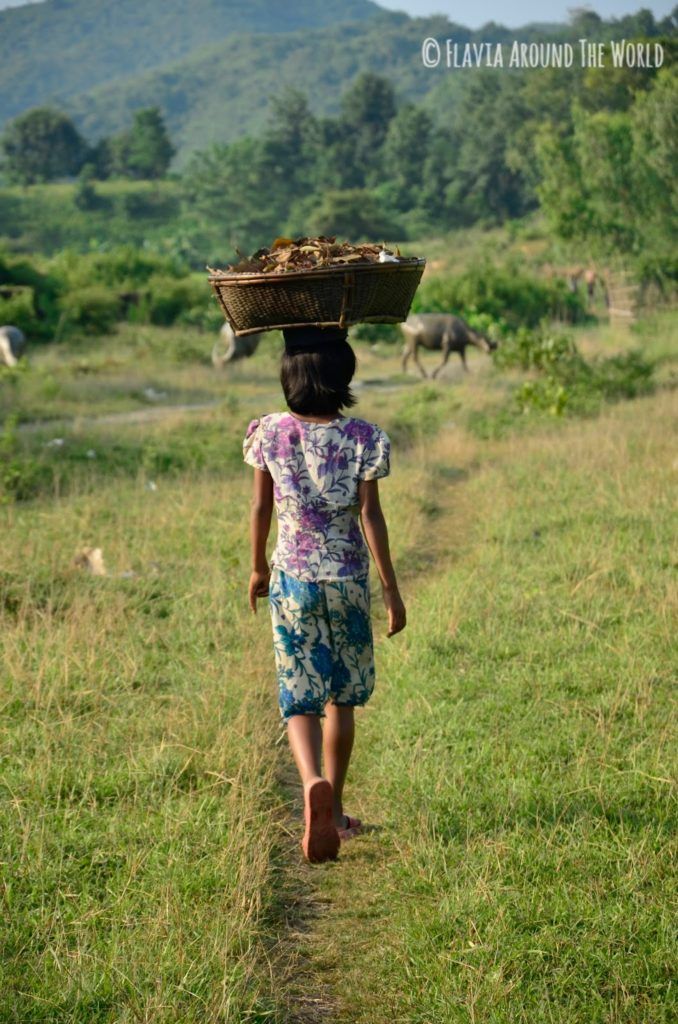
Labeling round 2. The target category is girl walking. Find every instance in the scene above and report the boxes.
[243,325,406,863]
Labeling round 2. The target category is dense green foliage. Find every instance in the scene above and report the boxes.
[0,8,674,276]
[177,30,675,258]
[1,106,87,184]
[1,106,175,184]
[3,3,671,170]
[0,245,218,343]
[536,65,678,262]
[413,260,588,327]
[91,108,175,180]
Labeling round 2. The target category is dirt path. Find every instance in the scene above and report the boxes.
[13,376,423,438]
[266,428,478,1023]
[15,400,224,434]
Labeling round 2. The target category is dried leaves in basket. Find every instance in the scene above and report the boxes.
[207,236,406,275]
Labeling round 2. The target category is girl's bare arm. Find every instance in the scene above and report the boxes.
[358,479,406,636]
[249,468,274,612]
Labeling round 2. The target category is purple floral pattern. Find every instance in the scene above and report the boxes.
[243,412,390,582]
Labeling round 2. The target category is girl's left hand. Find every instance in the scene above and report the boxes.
[248,570,271,613]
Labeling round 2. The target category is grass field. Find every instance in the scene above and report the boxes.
[1,312,676,1022]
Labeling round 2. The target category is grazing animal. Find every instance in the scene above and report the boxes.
[212,322,265,368]
[0,325,26,367]
[400,313,497,379]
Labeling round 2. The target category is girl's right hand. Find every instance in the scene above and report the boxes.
[249,569,270,613]
[382,584,406,637]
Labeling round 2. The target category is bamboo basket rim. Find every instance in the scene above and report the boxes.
[207,257,425,285]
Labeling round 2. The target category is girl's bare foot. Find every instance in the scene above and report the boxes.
[301,778,340,863]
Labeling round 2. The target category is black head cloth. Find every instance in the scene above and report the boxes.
[282,325,349,354]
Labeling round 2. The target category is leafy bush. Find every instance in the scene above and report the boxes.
[0,252,61,337]
[515,378,570,417]
[515,348,655,418]
[492,324,581,372]
[114,189,180,221]
[145,276,206,326]
[468,326,656,436]
[560,348,656,408]
[73,165,110,212]
[176,303,224,333]
[0,287,36,335]
[56,287,120,336]
[634,250,678,302]
[50,245,187,291]
[415,260,588,327]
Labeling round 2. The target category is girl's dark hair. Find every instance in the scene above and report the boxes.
[280,341,357,415]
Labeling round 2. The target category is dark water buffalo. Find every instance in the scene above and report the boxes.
[0,325,26,367]
[212,323,265,368]
[401,313,497,378]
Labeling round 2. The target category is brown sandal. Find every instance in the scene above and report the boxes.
[338,814,363,841]
[301,779,340,863]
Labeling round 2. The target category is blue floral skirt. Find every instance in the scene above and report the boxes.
[268,567,375,724]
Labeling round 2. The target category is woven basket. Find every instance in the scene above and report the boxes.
[208,258,425,336]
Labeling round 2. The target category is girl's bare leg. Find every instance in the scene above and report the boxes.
[323,703,355,829]
[286,713,324,788]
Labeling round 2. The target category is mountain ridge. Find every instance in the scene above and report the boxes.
[0,0,381,125]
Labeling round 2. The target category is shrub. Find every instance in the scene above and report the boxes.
[57,287,120,336]
[492,324,581,372]
[73,164,109,212]
[176,303,224,333]
[115,189,180,221]
[50,246,187,291]
[0,287,37,335]
[0,253,61,338]
[415,260,588,327]
[145,275,206,326]
[468,326,656,435]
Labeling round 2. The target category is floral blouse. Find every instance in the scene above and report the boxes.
[243,412,391,582]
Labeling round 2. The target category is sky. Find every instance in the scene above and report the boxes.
[0,0,674,27]
[373,1,674,28]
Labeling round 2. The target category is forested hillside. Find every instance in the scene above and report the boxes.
[0,0,380,126]
[64,13,459,163]
[3,2,673,165]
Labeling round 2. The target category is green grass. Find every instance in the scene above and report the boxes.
[1,310,676,1021]
[318,395,676,1022]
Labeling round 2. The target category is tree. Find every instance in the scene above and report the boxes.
[73,163,100,210]
[337,73,397,188]
[183,137,287,251]
[261,87,320,198]
[1,107,86,184]
[382,103,433,211]
[534,82,675,258]
[445,73,536,225]
[101,109,174,181]
[631,66,678,234]
[108,108,174,180]
[308,188,403,240]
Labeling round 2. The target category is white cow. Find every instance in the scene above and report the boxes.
[212,323,265,368]
[0,325,26,367]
